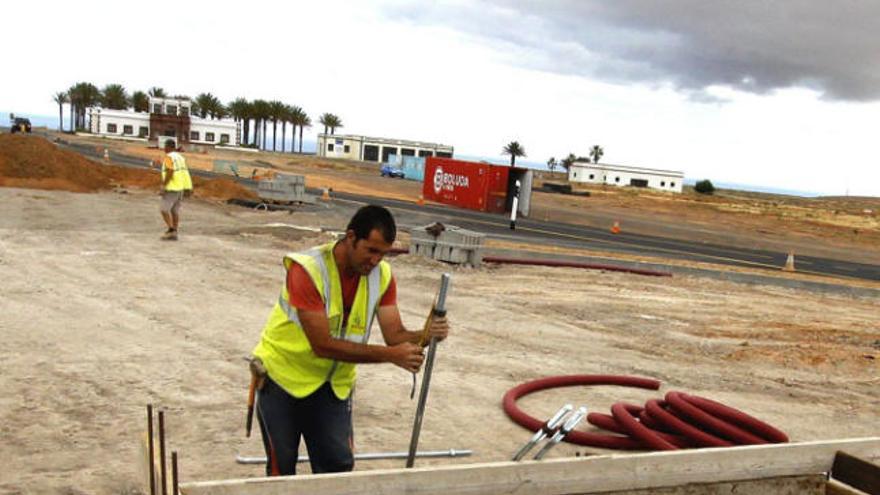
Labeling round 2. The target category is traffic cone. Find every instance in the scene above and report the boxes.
[416,194,425,206]
[321,187,331,201]
[782,251,796,272]
[103,148,109,162]
[610,220,621,234]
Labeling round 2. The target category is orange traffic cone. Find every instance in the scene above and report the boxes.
[416,194,425,206]
[321,187,331,201]
[782,251,796,272]
[610,221,621,234]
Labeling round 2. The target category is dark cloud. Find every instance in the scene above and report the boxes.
[385,1,880,101]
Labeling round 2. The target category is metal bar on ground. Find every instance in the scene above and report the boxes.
[159,409,168,495]
[147,404,156,495]
[235,449,473,465]
[172,451,179,495]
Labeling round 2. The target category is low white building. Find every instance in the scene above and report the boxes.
[568,161,685,193]
[88,97,239,146]
[316,134,453,162]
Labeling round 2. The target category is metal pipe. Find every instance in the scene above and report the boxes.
[406,273,451,468]
[171,452,178,495]
[235,449,472,465]
[158,409,167,495]
[147,404,156,495]
[533,406,588,460]
[512,404,573,461]
[482,256,671,277]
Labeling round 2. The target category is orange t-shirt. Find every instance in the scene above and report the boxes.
[287,263,397,326]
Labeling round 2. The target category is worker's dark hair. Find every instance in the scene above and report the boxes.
[347,205,396,243]
[164,139,175,150]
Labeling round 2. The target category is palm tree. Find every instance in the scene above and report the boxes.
[252,99,271,150]
[148,87,167,98]
[502,141,526,166]
[132,91,149,112]
[319,113,342,135]
[546,157,557,172]
[561,153,576,172]
[319,113,331,135]
[69,82,100,131]
[227,98,250,146]
[295,110,311,153]
[53,92,69,132]
[194,93,215,118]
[287,105,302,153]
[590,145,604,164]
[278,105,291,153]
[269,101,285,152]
[101,84,130,110]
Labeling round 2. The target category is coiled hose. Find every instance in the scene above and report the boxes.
[503,375,788,451]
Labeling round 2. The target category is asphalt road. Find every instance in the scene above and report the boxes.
[55,138,880,282]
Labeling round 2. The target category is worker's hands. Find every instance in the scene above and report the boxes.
[388,342,425,373]
[424,315,449,344]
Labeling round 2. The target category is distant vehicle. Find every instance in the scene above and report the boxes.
[380,164,405,179]
[10,117,32,134]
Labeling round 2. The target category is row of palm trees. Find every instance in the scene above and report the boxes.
[53,82,344,153]
[546,145,604,172]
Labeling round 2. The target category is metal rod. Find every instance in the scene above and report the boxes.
[533,406,588,460]
[171,451,178,495]
[406,273,451,468]
[158,409,167,495]
[512,404,573,461]
[147,404,156,495]
[235,449,473,465]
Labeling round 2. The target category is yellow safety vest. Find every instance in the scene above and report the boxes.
[252,242,392,400]
[162,152,193,192]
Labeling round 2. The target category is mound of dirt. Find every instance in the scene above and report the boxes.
[0,134,257,201]
[193,176,258,200]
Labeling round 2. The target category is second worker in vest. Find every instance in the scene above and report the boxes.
[251,205,450,476]
[159,139,193,241]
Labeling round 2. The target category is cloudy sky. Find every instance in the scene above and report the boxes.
[4,0,879,196]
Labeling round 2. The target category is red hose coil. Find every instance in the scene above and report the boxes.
[502,375,661,450]
[680,393,789,443]
[665,392,767,445]
[611,403,678,451]
[645,399,734,447]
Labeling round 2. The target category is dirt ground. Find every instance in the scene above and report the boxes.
[1,134,878,494]
[0,185,878,494]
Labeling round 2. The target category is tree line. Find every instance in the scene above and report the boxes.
[545,145,604,172]
[53,82,344,153]
[499,140,604,171]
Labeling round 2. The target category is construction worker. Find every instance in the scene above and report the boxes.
[251,205,450,476]
[159,139,192,240]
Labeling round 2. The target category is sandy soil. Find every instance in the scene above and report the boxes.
[0,185,878,494]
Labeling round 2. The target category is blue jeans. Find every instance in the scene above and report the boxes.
[256,378,354,476]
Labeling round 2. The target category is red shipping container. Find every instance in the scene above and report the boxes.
[423,157,533,216]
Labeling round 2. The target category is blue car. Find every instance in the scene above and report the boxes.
[381,165,405,179]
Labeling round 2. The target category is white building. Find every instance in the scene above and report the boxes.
[568,161,685,193]
[88,97,239,147]
[316,134,453,163]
